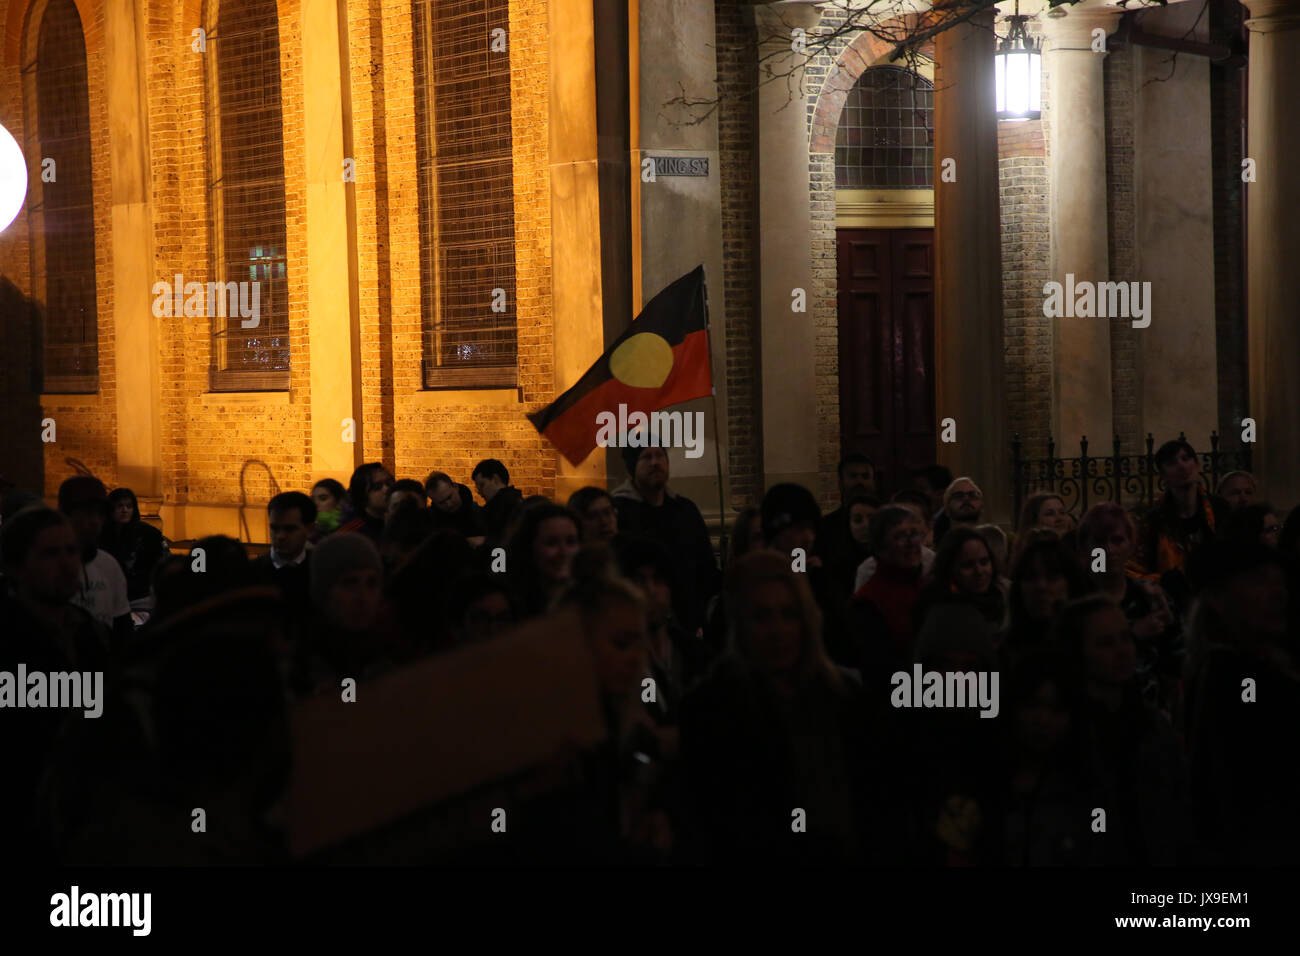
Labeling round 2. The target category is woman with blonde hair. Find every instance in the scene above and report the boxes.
[679,550,894,863]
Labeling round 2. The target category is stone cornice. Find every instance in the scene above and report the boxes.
[1039,4,1124,50]
[1241,0,1300,29]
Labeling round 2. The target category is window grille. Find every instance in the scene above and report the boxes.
[413,0,518,389]
[206,0,290,391]
[28,0,98,393]
[835,66,934,189]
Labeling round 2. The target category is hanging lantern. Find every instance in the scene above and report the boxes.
[996,1,1042,120]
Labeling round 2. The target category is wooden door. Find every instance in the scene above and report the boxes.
[836,228,936,495]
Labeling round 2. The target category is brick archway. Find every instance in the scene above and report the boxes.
[811,26,934,154]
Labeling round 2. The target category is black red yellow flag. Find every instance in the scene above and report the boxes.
[527,266,712,466]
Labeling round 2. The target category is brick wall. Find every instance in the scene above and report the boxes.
[379,0,556,497]
[998,118,1051,454]
[805,3,853,511]
[1,0,557,529]
[1103,38,1141,454]
[714,0,762,509]
[0,0,119,496]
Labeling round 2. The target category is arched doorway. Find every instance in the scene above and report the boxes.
[835,65,936,495]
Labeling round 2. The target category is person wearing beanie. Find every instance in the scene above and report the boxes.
[58,475,133,642]
[295,532,391,694]
[611,444,718,638]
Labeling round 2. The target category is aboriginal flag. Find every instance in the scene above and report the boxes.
[527,266,712,466]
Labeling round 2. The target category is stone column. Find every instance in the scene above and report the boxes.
[1041,4,1121,450]
[933,1,1009,521]
[748,0,822,492]
[550,0,608,502]
[1243,0,1300,508]
[303,0,361,486]
[637,0,727,504]
[105,0,161,496]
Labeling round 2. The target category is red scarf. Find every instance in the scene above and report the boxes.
[853,562,924,654]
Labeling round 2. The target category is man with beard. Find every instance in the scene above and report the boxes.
[612,445,718,638]
[932,476,984,547]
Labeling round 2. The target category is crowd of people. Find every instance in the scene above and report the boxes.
[2,436,1298,865]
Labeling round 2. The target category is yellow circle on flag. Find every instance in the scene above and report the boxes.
[610,332,674,388]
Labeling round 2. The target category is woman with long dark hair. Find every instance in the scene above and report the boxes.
[505,503,582,619]
[916,526,1007,633]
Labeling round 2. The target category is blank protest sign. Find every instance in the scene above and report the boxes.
[287,607,607,857]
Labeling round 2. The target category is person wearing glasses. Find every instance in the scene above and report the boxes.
[1221,502,1285,551]
[933,477,984,547]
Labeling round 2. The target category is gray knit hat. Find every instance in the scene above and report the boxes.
[310,532,383,609]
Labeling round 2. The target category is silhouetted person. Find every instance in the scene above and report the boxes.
[612,445,718,637]
[102,487,169,609]
[425,471,487,546]
[473,459,523,546]
[58,476,132,644]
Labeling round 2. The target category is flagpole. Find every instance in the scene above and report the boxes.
[700,267,729,570]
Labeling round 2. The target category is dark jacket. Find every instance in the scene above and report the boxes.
[0,588,112,864]
[679,657,899,864]
[480,486,523,545]
[1083,694,1190,865]
[611,481,719,637]
[429,484,486,541]
[1185,641,1300,864]
[251,552,312,622]
[337,511,385,546]
[102,520,169,602]
[1136,490,1230,607]
[816,506,872,597]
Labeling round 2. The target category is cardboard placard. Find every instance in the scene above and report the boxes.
[287,607,606,857]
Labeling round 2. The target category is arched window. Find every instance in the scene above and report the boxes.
[206,0,290,390]
[29,0,98,392]
[835,66,934,189]
[413,0,518,388]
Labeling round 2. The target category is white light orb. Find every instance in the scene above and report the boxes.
[0,123,29,234]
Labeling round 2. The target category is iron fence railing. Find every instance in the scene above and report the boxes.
[1011,432,1252,520]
